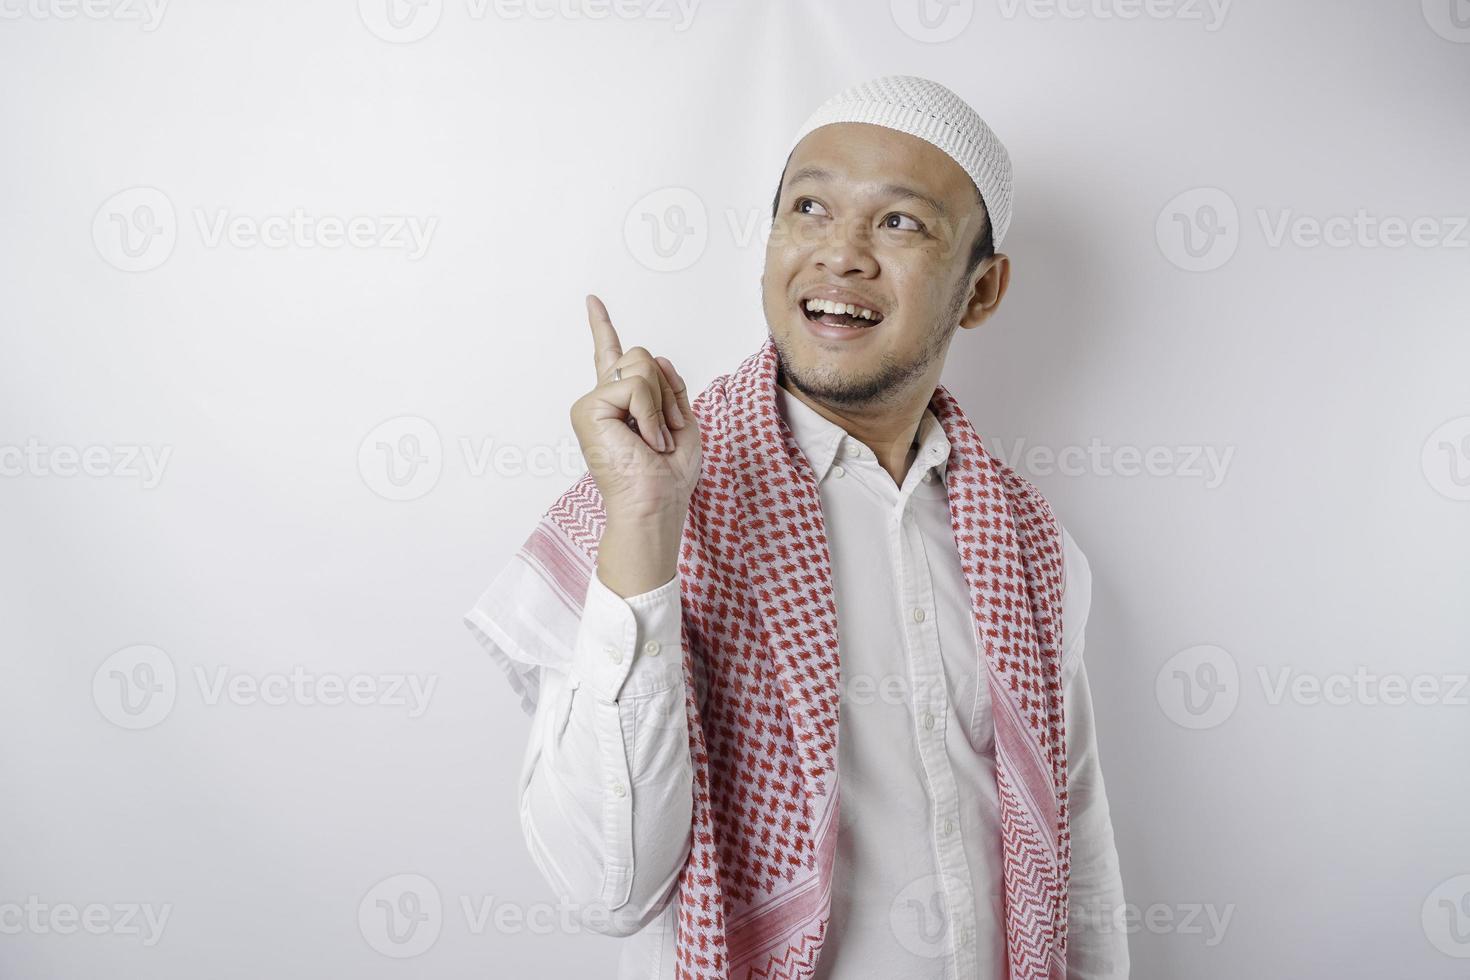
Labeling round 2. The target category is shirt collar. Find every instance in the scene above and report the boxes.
[775,382,952,485]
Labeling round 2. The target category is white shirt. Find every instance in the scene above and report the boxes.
[512,385,1130,979]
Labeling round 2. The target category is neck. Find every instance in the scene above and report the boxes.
[777,369,936,485]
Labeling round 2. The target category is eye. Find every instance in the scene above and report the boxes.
[882,212,924,233]
[794,197,829,217]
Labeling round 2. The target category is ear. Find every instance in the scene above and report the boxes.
[958,252,1011,331]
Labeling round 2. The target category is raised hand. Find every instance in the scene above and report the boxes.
[570,294,702,594]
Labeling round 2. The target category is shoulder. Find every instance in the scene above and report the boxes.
[1060,523,1092,672]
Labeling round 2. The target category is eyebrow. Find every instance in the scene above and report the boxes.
[785,165,949,218]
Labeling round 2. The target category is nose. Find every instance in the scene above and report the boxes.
[811,215,878,278]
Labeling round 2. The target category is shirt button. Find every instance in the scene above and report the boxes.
[922,711,935,730]
[643,640,660,656]
[922,470,935,483]
[607,647,623,665]
[845,443,861,457]
[913,607,926,623]
[832,464,845,478]
[612,783,627,798]
[943,818,955,835]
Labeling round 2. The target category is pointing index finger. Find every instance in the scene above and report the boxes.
[586,293,623,380]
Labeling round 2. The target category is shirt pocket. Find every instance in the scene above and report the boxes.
[959,663,995,756]
[625,686,689,777]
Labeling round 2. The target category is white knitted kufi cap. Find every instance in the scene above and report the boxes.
[786,75,1014,246]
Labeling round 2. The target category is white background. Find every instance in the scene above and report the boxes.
[2,0,1468,977]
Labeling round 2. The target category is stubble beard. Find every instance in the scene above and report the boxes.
[772,276,968,410]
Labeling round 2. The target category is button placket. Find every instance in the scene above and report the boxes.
[899,512,979,977]
[787,395,983,972]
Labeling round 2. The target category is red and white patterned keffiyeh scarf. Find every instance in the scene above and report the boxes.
[466,335,1070,979]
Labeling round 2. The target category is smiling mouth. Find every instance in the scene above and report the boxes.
[799,301,885,330]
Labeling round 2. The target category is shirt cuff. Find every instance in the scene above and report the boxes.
[568,569,685,702]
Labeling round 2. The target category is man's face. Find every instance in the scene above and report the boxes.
[761,121,1001,408]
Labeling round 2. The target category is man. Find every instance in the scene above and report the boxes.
[465,75,1128,979]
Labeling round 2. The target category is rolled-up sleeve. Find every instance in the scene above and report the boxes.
[517,568,694,936]
[1060,527,1130,978]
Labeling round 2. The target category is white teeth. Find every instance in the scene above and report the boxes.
[803,298,882,321]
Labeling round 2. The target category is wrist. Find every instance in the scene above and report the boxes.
[598,515,682,598]
[603,507,685,543]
